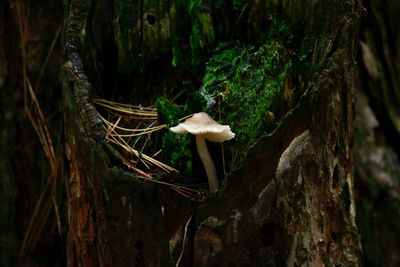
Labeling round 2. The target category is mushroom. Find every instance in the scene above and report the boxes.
[170,112,235,192]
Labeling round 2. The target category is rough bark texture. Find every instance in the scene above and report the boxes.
[62,0,363,266]
[193,42,362,266]
[355,0,400,266]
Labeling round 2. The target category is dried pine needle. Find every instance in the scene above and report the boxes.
[93,98,158,118]
[94,97,202,198]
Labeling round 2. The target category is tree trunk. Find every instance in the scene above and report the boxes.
[355,0,400,266]
[61,0,362,266]
[5,0,400,266]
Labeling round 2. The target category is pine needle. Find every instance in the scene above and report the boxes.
[95,98,203,199]
[14,0,62,255]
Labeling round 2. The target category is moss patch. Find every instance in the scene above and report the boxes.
[188,0,215,68]
[157,18,323,178]
[198,40,292,170]
[156,97,193,177]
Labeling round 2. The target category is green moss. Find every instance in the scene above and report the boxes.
[161,132,192,177]
[156,97,185,127]
[158,17,322,177]
[198,40,291,170]
[156,97,192,177]
[265,18,294,44]
[188,0,215,68]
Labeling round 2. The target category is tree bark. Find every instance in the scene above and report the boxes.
[62,0,363,266]
[6,0,400,266]
[356,0,400,266]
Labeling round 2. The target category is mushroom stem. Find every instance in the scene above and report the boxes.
[195,135,219,192]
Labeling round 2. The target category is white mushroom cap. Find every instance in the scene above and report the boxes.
[170,112,234,192]
[170,112,235,142]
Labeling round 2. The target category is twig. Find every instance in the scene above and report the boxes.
[176,215,193,267]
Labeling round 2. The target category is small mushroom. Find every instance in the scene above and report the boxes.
[170,112,235,192]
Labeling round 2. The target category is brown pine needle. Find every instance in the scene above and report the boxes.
[14,0,61,254]
[20,81,60,255]
[94,97,204,198]
[123,161,153,180]
[106,126,178,173]
[93,98,158,118]
[123,159,199,198]
[94,97,157,111]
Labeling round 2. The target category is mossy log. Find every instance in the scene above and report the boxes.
[62,0,362,266]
